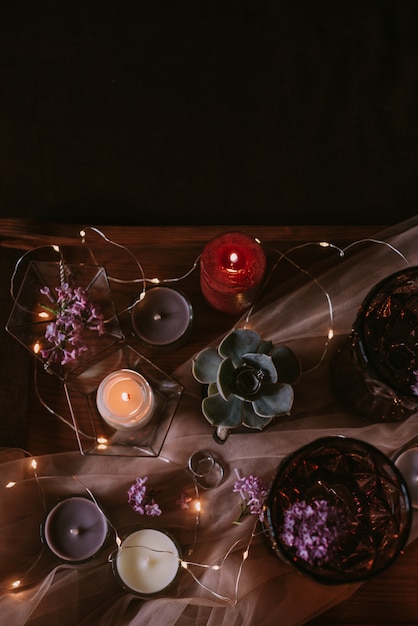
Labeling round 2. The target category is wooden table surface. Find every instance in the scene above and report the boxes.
[1,218,417,625]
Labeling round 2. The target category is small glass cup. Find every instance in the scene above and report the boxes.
[188,450,224,489]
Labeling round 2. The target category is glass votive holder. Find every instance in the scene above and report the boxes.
[332,266,418,422]
[188,450,224,489]
[130,286,193,349]
[112,527,182,598]
[264,436,412,584]
[41,495,109,563]
[200,231,266,315]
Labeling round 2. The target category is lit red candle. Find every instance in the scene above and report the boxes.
[200,232,266,315]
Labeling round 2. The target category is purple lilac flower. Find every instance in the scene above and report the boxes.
[176,492,192,510]
[127,476,162,517]
[40,283,105,366]
[280,499,348,566]
[233,470,268,523]
[411,370,418,395]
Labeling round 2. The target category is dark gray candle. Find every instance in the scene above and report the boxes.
[131,286,192,347]
[43,496,108,562]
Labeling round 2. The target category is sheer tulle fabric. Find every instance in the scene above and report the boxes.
[2,218,418,625]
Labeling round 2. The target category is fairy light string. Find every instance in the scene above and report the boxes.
[7,229,413,455]
[0,448,261,607]
[3,229,414,606]
[78,227,412,375]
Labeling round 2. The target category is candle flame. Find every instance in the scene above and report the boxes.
[11,580,21,589]
[195,500,201,512]
[69,528,80,536]
[229,252,239,264]
[31,459,37,470]
[38,311,49,319]
[121,392,131,402]
[5,481,16,488]
[33,341,41,354]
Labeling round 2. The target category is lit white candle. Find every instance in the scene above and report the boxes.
[96,369,155,430]
[114,528,180,595]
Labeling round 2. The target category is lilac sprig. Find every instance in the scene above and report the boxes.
[127,476,162,517]
[39,283,105,366]
[232,470,268,524]
[280,499,348,566]
[411,370,418,395]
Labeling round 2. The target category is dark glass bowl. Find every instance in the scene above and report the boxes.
[264,436,411,584]
[333,266,418,422]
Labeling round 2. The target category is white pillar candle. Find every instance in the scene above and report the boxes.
[114,528,181,595]
[96,369,155,430]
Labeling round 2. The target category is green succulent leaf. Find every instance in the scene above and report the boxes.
[256,339,274,354]
[241,402,274,430]
[201,393,243,428]
[218,329,261,366]
[270,346,301,384]
[192,348,222,384]
[252,382,294,417]
[217,357,236,400]
[207,381,218,396]
[242,352,278,384]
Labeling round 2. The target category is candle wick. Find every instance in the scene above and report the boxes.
[153,313,162,321]
[69,528,80,536]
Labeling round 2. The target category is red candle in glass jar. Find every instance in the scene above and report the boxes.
[200,232,266,315]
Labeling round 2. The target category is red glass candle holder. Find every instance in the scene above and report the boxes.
[200,232,266,315]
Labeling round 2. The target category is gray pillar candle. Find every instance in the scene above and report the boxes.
[42,496,108,562]
[131,286,193,347]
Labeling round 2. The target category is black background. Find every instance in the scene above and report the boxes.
[1,1,417,226]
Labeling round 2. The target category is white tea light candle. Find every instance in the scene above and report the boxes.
[114,528,181,596]
[96,369,155,430]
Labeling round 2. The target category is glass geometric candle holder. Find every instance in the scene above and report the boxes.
[6,261,124,380]
[264,436,412,584]
[333,266,418,422]
[64,344,184,457]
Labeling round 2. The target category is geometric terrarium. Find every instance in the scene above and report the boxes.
[6,261,124,380]
[64,343,184,457]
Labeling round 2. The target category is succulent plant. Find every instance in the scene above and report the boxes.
[192,328,301,442]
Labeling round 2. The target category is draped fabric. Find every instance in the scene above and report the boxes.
[2,217,418,625]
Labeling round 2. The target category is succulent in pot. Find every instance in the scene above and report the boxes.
[192,328,301,442]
